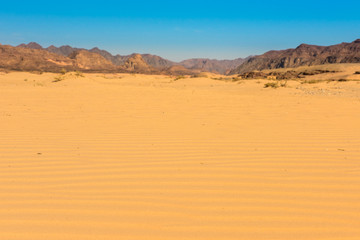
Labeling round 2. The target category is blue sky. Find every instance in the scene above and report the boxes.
[1,0,360,61]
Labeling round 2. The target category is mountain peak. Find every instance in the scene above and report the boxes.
[296,43,312,49]
[18,42,43,49]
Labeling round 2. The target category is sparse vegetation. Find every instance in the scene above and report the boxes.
[53,75,65,83]
[264,79,288,88]
[337,78,348,82]
[191,73,208,78]
[327,78,353,83]
[354,71,360,74]
[302,80,320,84]
[279,80,288,87]
[231,77,242,82]
[264,82,279,88]
[211,77,232,81]
[74,71,84,77]
[174,75,186,81]
[34,82,44,87]
[302,78,353,84]
[60,68,67,75]
[30,70,44,75]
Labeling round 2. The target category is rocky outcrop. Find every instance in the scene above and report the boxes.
[141,54,175,69]
[0,44,75,72]
[68,50,116,71]
[2,44,117,72]
[180,58,248,74]
[230,39,360,74]
[237,69,338,80]
[121,54,159,73]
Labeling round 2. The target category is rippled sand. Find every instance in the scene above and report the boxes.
[1,71,360,239]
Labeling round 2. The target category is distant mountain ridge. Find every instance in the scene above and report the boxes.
[230,39,360,74]
[180,58,250,75]
[11,40,360,75]
[0,44,161,73]
[17,42,245,74]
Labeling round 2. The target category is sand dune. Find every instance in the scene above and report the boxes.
[1,71,360,239]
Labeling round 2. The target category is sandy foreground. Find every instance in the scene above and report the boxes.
[1,71,360,240]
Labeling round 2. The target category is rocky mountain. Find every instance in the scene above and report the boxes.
[121,54,158,73]
[18,43,173,69]
[17,42,43,50]
[141,54,175,69]
[47,45,81,57]
[230,39,360,74]
[17,42,245,74]
[162,65,200,76]
[0,44,76,72]
[180,58,248,74]
[68,50,116,71]
[1,44,156,73]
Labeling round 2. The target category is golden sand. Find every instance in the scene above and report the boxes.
[1,71,360,239]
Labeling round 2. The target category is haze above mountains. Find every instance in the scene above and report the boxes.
[1,39,360,74]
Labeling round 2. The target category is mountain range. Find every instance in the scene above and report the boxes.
[2,39,360,75]
[16,42,247,74]
[230,39,360,74]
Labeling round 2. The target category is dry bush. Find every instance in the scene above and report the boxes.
[264,82,279,88]
[302,80,320,84]
[174,75,186,81]
[53,75,65,83]
[60,68,67,75]
[191,73,208,78]
[74,71,84,77]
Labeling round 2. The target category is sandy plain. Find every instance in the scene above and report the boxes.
[1,68,360,239]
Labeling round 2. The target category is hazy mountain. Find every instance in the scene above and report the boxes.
[230,39,360,74]
[17,42,43,50]
[17,42,247,74]
[180,58,249,74]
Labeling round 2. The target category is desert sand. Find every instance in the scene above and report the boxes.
[1,69,360,239]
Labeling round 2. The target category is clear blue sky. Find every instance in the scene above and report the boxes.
[1,0,360,61]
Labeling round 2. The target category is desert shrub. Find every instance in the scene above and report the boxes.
[354,71,360,74]
[191,73,208,78]
[301,80,320,84]
[74,71,84,77]
[53,75,65,83]
[232,77,242,81]
[337,78,348,82]
[280,80,288,87]
[60,68,67,75]
[174,75,186,81]
[264,82,279,88]
[212,77,233,81]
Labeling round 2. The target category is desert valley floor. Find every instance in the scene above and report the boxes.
[1,71,360,239]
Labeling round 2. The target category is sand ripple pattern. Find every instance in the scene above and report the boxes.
[1,74,360,239]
